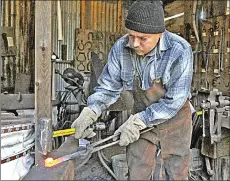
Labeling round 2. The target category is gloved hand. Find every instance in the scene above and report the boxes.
[71,107,98,139]
[113,114,147,146]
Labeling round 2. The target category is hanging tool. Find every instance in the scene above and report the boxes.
[218,28,225,73]
[44,127,154,167]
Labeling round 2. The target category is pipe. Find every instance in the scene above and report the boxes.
[98,150,118,180]
[100,150,111,164]
[164,12,184,22]
[192,0,200,43]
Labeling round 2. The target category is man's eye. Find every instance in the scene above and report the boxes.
[140,37,147,41]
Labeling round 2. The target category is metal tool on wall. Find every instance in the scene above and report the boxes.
[219,28,225,73]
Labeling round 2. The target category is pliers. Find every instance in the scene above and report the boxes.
[44,127,154,167]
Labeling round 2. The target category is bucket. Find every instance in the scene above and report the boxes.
[111,154,128,180]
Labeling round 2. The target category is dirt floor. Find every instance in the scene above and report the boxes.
[74,144,126,180]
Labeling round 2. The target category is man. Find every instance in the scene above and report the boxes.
[72,1,193,180]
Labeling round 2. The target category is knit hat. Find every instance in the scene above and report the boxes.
[125,0,165,34]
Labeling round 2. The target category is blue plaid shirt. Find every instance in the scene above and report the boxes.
[88,30,193,126]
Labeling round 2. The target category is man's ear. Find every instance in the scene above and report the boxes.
[159,33,163,38]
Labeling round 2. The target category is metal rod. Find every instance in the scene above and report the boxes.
[92,140,119,153]
[164,12,184,22]
[91,133,119,147]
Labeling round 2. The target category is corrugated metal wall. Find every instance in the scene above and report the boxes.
[80,0,123,33]
[1,0,130,93]
[1,0,35,93]
[53,1,81,61]
[52,1,81,92]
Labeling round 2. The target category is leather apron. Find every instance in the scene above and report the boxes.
[126,56,192,180]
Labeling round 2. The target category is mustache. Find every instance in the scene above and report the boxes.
[130,45,140,51]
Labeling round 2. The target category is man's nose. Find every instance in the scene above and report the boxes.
[133,38,140,48]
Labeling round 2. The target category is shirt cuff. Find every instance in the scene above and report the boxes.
[88,105,102,117]
[136,112,153,127]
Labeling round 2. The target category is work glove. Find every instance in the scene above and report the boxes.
[113,114,147,146]
[71,107,98,139]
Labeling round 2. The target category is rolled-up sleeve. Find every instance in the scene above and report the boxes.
[138,46,193,126]
[88,46,123,116]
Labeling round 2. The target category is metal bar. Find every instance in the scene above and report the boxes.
[92,140,119,153]
[164,12,184,21]
[210,109,215,144]
[91,133,119,147]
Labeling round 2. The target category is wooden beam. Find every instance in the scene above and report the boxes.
[35,1,53,163]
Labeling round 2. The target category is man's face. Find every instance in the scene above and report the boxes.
[127,29,162,56]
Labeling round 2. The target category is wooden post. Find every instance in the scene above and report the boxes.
[34,1,53,164]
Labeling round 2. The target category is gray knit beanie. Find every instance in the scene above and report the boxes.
[125,0,165,34]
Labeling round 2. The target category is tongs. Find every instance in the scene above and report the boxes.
[44,127,154,167]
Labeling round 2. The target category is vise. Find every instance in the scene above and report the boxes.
[200,89,230,144]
